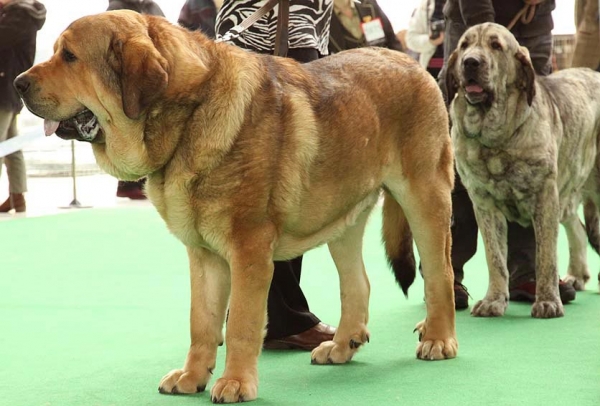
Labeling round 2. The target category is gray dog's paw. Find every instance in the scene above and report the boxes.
[531,299,564,318]
[471,298,507,317]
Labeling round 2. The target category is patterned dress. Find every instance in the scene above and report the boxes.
[216,0,333,55]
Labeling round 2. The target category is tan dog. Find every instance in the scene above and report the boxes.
[446,23,600,319]
[16,11,457,403]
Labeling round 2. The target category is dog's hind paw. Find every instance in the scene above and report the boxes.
[471,298,507,317]
[414,320,457,360]
[311,329,369,365]
[531,299,564,318]
[158,368,211,395]
[563,274,589,291]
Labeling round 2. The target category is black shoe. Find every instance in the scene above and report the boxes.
[559,280,577,303]
[454,282,470,310]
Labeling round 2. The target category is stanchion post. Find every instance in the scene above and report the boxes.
[60,140,92,209]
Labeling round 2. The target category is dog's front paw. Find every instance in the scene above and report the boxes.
[531,299,564,318]
[158,368,212,395]
[471,297,507,317]
[414,320,457,360]
[210,376,257,403]
[563,274,589,291]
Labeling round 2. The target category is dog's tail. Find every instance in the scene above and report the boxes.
[382,190,416,297]
[584,198,600,255]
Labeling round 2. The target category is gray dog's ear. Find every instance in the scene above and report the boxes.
[110,32,169,119]
[515,46,535,106]
[444,50,459,105]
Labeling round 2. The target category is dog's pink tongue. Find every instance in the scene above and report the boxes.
[466,84,484,93]
[44,119,60,136]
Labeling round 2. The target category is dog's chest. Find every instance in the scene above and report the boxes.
[456,144,551,223]
[146,174,222,251]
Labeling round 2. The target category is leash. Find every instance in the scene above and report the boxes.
[273,0,289,56]
[217,0,290,57]
[506,0,547,31]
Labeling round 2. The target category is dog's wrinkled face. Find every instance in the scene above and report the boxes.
[446,23,535,107]
[14,10,168,144]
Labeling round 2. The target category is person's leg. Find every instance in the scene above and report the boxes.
[506,204,576,304]
[0,111,26,213]
[264,257,320,340]
[262,46,335,349]
[451,179,478,283]
[450,173,478,309]
[0,110,13,177]
[506,221,536,290]
[4,115,28,194]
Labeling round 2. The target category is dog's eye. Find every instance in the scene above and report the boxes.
[62,49,77,63]
[491,41,503,51]
[460,41,469,50]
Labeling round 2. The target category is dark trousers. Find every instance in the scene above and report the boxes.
[264,47,321,340]
[266,256,320,339]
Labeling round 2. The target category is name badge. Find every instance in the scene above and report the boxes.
[361,18,385,45]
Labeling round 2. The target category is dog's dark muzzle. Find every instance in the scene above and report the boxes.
[55,110,105,144]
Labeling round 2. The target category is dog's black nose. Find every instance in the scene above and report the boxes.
[463,57,481,70]
[14,75,31,95]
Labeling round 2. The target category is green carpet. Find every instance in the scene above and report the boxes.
[1,207,599,406]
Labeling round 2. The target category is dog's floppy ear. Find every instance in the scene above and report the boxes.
[111,32,169,119]
[515,46,535,106]
[444,50,459,105]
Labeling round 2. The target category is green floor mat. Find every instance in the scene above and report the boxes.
[1,207,599,406]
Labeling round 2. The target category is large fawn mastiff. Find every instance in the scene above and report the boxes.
[15,11,457,403]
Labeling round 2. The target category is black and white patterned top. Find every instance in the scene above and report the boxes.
[216,0,333,55]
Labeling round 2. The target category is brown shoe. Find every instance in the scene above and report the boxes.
[0,193,26,213]
[509,279,576,304]
[263,322,336,351]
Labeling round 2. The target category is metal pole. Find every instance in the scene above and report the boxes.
[71,140,78,205]
[60,140,91,209]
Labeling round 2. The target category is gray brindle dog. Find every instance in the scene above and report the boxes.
[446,23,600,318]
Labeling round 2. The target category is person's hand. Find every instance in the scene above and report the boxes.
[429,32,444,46]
